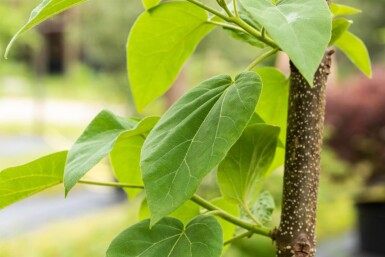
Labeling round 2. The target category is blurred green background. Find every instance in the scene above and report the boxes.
[1,0,385,256]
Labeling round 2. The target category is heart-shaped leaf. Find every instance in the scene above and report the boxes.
[218,124,279,206]
[335,31,372,78]
[239,0,332,85]
[106,215,223,257]
[128,1,214,112]
[64,110,158,195]
[141,72,262,225]
[5,0,88,58]
[0,151,67,209]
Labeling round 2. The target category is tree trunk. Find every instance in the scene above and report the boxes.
[275,50,333,257]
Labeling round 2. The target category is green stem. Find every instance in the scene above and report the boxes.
[186,0,278,49]
[207,20,245,32]
[242,204,263,226]
[231,16,278,48]
[186,0,232,22]
[224,231,254,245]
[191,194,272,238]
[233,0,240,18]
[78,180,144,189]
[246,48,279,71]
[78,179,273,238]
[220,0,235,17]
[261,27,266,39]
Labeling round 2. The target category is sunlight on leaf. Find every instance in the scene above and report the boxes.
[330,3,361,17]
[128,1,214,112]
[335,31,372,77]
[0,151,67,209]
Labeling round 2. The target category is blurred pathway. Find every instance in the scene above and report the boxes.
[0,98,125,127]
[317,232,383,257]
[0,189,124,238]
[0,97,128,239]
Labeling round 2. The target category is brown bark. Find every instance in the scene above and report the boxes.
[275,50,333,257]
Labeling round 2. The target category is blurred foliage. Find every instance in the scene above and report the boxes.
[0,203,135,257]
[326,68,385,186]
[68,0,143,72]
[0,0,41,60]
[334,0,385,74]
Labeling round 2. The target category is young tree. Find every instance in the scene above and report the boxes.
[1,0,371,256]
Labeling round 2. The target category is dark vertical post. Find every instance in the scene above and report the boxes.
[275,51,333,257]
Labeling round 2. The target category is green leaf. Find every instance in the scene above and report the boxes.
[141,72,262,225]
[329,18,352,46]
[139,199,200,225]
[267,146,285,175]
[335,31,372,78]
[255,67,288,146]
[110,136,145,200]
[0,151,67,209]
[217,124,279,206]
[239,0,332,85]
[330,3,361,17]
[5,0,88,58]
[142,0,161,9]
[211,198,239,252]
[64,110,158,195]
[255,68,288,175]
[250,191,275,226]
[106,216,223,257]
[128,2,214,112]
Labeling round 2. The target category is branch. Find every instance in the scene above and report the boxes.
[185,0,231,22]
[246,48,279,71]
[78,179,273,238]
[191,194,272,237]
[186,0,279,49]
[78,180,144,189]
[207,20,245,32]
[224,231,254,245]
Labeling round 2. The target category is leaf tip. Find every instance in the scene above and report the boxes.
[63,175,74,197]
[4,33,20,60]
[365,69,373,79]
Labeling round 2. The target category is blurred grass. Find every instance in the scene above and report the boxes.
[0,203,136,257]
[0,180,357,257]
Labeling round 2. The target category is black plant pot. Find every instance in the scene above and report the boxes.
[356,201,385,255]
